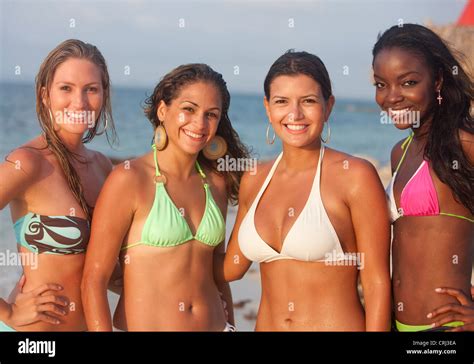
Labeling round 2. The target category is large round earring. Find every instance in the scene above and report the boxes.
[266,123,276,145]
[320,121,331,144]
[154,121,168,151]
[203,135,228,160]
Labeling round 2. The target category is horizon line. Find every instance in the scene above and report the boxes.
[0,80,375,102]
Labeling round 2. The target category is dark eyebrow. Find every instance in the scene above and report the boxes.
[397,71,421,79]
[55,82,100,86]
[180,101,220,111]
[272,94,319,100]
[373,74,383,80]
[374,71,421,81]
[180,100,199,107]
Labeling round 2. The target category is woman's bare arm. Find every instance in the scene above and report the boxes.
[347,158,391,331]
[81,163,137,331]
[214,171,255,284]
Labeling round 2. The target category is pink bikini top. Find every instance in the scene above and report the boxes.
[386,134,473,223]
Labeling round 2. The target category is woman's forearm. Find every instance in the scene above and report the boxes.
[81,278,113,331]
[363,280,391,331]
[222,252,251,282]
[107,261,123,295]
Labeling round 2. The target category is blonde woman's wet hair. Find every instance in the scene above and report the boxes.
[35,39,117,221]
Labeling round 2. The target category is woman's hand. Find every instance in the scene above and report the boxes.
[427,287,474,332]
[7,274,25,303]
[4,275,69,328]
[107,261,124,295]
[218,291,229,322]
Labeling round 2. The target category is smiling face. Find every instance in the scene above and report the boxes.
[264,74,334,148]
[373,47,441,130]
[46,58,104,135]
[157,81,222,156]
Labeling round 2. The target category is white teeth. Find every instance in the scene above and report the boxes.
[286,124,307,131]
[389,108,410,116]
[65,110,86,119]
[183,129,204,139]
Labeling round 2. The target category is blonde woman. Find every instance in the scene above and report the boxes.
[0,39,119,331]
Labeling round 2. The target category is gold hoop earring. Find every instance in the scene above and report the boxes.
[154,120,168,151]
[320,121,331,144]
[266,123,276,145]
[203,135,228,160]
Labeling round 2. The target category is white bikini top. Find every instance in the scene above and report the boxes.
[238,146,347,263]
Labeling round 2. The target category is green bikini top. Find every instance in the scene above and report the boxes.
[122,144,225,250]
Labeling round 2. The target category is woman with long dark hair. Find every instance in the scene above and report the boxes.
[372,24,474,331]
[215,51,391,331]
[82,64,250,331]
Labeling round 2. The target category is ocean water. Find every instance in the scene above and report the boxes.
[0,82,404,329]
[0,82,404,163]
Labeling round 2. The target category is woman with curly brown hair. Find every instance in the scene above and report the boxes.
[82,63,250,331]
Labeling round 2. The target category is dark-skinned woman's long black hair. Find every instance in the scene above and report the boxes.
[373,24,474,214]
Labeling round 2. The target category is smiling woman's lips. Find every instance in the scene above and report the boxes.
[388,107,411,116]
[285,124,308,131]
[283,124,309,134]
[387,107,418,125]
[65,110,89,119]
[182,128,206,140]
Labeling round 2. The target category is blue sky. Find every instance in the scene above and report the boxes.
[0,0,466,100]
